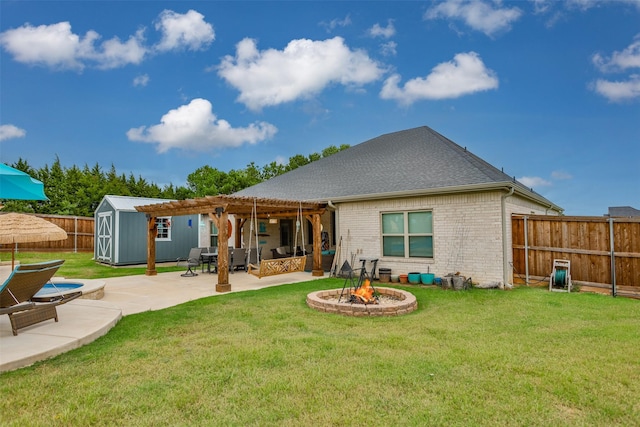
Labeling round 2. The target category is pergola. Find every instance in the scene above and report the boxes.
[135,195,327,292]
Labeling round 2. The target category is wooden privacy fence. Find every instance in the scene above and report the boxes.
[512,215,640,298]
[0,214,94,253]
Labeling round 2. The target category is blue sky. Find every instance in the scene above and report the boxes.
[1,1,638,216]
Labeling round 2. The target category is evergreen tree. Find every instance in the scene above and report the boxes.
[0,143,350,216]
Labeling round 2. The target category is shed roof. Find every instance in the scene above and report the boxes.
[101,195,175,212]
[234,126,562,211]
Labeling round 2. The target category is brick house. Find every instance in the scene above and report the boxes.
[235,126,563,287]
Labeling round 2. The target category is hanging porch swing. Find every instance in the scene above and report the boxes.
[247,199,307,278]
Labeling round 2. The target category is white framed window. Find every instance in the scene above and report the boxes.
[381,211,433,258]
[156,216,172,241]
[210,221,219,247]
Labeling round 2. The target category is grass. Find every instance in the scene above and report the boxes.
[2,251,185,278]
[1,270,639,426]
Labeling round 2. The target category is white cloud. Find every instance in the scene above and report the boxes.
[0,10,214,71]
[531,0,553,14]
[218,37,385,111]
[154,9,215,52]
[368,20,396,39]
[320,15,352,33]
[380,52,498,104]
[0,22,92,70]
[551,170,573,180]
[133,74,150,87]
[380,41,398,57]
[565,0,601,11]
[592,35,640,72]
[591,35,640,101]
[519,171,573,189]
[534,1,640,28]
[592,75,640,102]
[425,0,523,37]
[0,21,146,70]
[518,176,552,188]
[0,124,26,141]
[126,98,277,153]
[91,29,147,69]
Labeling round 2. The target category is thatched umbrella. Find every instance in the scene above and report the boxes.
[0,213,67,269]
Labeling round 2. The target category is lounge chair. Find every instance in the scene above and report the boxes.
[0,260,81,336]
[177,248,202,277]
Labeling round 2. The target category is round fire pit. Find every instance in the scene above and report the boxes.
[306,287,417,317]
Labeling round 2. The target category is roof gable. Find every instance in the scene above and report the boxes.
[235,126,558,209]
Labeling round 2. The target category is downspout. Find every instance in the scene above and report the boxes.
[501,186,515,288]
[327,200,339,263]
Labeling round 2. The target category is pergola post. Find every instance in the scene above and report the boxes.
[145,215,157,276]
[312,213,324,277]
[210,209,231,292]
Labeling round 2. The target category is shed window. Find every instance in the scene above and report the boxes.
[156,217,171,241]
[382,211,433,258]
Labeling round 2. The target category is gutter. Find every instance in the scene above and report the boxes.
[501,185,515,288]
[325,181,562,213]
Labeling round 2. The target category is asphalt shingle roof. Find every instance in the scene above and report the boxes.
[607,206,640,217]
[235,126,554,206]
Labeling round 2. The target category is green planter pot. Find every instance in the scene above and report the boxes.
[408,272,421,284]
[421,273,435,285]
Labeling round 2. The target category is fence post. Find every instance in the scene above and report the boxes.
[74,216,78,253]
[609,218,616,297]
[524,216,529,285]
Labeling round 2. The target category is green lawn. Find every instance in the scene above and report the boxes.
[1,274,638,426]
[3,251,185,278]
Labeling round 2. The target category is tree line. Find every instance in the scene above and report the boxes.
[2,144,349,217]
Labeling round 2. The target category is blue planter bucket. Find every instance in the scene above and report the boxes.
[408,272,421,284]
[421,273,435,285]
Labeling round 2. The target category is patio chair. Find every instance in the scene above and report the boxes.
[230,248,247,273]
[177,248,202,277]
[0,259,81,336]
[246,247,262,266]
[270,246,289,259]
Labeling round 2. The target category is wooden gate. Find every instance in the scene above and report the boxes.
[512,215,640,298]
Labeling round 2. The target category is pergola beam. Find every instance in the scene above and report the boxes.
[135,195,328,291]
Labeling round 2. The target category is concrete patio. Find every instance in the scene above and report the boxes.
[1,269,323,372]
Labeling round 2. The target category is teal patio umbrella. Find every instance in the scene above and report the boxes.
[0,163,48,201]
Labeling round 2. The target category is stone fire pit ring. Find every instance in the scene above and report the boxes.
[306,287,417,317]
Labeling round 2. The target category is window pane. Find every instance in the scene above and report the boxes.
[156,217,171,240]
[409,236,433,258]
[383,236,404,257]
[382,213,404,234]
[210,223,218,235]
[408,211,432,234]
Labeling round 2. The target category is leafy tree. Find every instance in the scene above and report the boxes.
[261,161,286,180]
[1,143,350,216]
[322,144,350,158]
